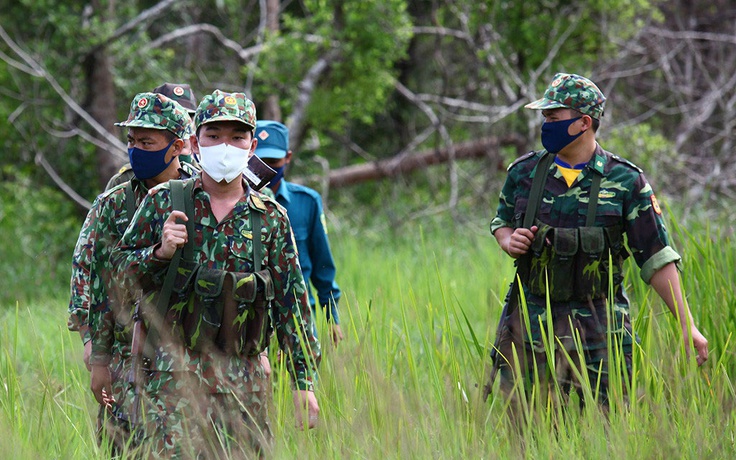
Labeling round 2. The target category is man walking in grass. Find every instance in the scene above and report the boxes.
[488,72,709,411]
[254,120,344,346]
[111,90,321,458]
[68,92,196,453]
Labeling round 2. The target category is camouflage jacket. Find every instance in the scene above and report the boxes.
[490,144,681,348]
[68,165,196,346]
[109,176,320,392]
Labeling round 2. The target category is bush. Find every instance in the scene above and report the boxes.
[0,167,81,305]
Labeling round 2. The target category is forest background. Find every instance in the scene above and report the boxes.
[1,0,735,458]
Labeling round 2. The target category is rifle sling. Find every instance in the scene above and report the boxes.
[143,179,194,359]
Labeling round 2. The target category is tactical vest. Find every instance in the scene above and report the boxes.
[140,179,274,358]
[516,152,625,302]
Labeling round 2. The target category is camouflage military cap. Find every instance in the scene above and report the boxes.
[194,90,256,130]
[152,82,198,114]
[115,92,192,139]
[525,73,606,119]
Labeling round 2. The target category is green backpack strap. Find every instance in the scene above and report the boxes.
[523,151,555,229]
[125,181,136,224]
[144,179,195,357]
[250,196,262,272]
[585,172,602,227]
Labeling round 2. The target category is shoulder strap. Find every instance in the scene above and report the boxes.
[125,181,136,222]
[145,179,193,357]
[523,152,555,229]
[585,172,602,227]
[250,196,262,272]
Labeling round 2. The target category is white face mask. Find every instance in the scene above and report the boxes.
[198,143,251,183]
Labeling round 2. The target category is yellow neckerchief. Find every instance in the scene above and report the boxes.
[554,156,587,187]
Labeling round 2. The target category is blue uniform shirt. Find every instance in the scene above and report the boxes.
[274,179,341,323]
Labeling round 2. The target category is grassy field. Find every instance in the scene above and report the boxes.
[1,215,735,459]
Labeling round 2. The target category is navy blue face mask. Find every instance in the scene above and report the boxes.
[267,165,286,190]
[128,138,176,180]
[541,117,583,154]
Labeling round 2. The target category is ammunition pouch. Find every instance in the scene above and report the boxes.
[232,269,274,356]
[518,220,623,302]
[140,263,274,356]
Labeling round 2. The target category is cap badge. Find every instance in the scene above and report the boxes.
[224,96,237,105]
[137,98,149,108]
[258,130,270,140]
[173,86,184,96]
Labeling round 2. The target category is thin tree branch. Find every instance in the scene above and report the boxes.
[0,26,126,157]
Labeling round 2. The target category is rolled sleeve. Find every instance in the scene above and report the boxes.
[640,246,681,284]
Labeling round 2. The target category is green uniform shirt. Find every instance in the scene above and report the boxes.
[491,144,681,349]
[110,176,320,391]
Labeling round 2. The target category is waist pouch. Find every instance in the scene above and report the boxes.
[177,267,227,351]
[141,262,274,356]
[520,221,622,302]
[232,269,274,356]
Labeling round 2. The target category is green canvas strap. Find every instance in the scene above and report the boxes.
[523,151,555,229]
[585,172,602,227]
[250,197,262,272]
[144,179,195,358]
[125,181,136,224]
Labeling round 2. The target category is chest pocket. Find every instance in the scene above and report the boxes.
[229,234,256,273]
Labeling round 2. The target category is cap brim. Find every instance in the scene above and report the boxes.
[200,116,255,130]
[524,98,568,110]
[255,147,287,159]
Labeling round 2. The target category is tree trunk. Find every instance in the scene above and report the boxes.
[305,134,527,188]
[86,0,121,189]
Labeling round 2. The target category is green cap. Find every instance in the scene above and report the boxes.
[525,73,606,119]
[194,90,256,130]
[115,92,192,139]
[152,82,198,114]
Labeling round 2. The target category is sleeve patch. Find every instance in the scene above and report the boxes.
[651,194,662,215]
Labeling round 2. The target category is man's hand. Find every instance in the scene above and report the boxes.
[496,226,539,258]
[293,390,319,430]
[154,210,188,260]
[260,352,272,378]
[329,324,344,345]
[83,341,92,371]
[687,324,709,366]
[90,364,114,408]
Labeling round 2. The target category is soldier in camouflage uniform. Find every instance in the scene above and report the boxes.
[490,73,708,409]
[69,92,196,453]
[110,90,321,458]
[106,83,199,190]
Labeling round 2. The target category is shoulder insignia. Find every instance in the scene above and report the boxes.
[249,191,268,211]
[118,164,132,174]
[508,150,540,171]
[610,154,643,173]
[651,194,662,215]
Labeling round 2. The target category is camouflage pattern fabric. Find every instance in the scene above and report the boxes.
[110,175,320,456]
[68,164,196,453]
[115,92,192,139]
[490,144,680,400]
[194,90,256,130]
[104,164,136,191]
[525,73,606,119]
[495,300,633,408]
[152,82,198,114]
[67,195,102,342]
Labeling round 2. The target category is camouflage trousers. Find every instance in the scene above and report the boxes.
[133,370,272,459]
[494,299,633,411]
[97,343,138,457]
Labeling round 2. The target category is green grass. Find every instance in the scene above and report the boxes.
[1,216,735,459]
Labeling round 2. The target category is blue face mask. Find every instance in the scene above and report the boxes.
[128,138,176,180]
[267,165,286,190]
[541,117,583,154]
